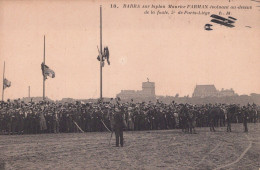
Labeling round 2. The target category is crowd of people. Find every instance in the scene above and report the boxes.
[0,99,259,135]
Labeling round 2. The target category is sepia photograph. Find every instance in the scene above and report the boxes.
[0,0,259,169]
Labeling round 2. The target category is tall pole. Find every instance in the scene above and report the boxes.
[43,35,45,100]
[28,86,30,98]
[100,6,103,100]
[2,61,5,101]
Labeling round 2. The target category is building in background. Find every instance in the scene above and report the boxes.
[116,80,155,100]
[218,88,236,97]
[192,85,237,98]
[192,85,218,97]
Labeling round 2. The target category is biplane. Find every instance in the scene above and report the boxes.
[210,14,237,28]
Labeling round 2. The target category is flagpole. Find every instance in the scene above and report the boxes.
[100,6,103,100]
[43,35,45,101]
[28,86,30,98]
[2,61,5,101]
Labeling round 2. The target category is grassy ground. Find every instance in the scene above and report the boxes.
[0,123,259,170]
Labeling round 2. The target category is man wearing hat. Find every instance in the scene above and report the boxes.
[113,107,125,147]
[127,107,134,131]
[242,106,249,132]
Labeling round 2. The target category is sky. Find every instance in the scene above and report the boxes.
[0,0,259,100]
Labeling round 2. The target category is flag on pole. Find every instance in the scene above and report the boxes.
[97,46,110,66]
[97,46,104,62]
[41,63,55,79]
[3,78,11,89]
[104,46,110,65]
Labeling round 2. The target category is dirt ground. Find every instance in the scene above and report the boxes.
[0,123,259,170]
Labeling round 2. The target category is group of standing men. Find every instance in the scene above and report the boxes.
[0,100,259,146]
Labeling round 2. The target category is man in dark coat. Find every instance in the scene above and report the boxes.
[113,107,125,147]
[226,105,237,132]
[242,106,249,132]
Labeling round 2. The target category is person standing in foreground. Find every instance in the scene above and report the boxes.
[113,107,125,147]
[226,106,234,132]
[242,106,249,132]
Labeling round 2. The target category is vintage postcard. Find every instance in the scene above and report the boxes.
[0,0,259,169]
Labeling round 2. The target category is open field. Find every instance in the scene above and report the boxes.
[0,123,259,170]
